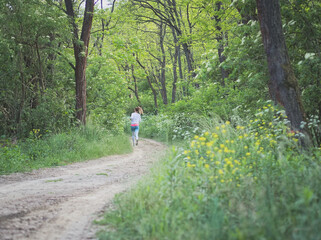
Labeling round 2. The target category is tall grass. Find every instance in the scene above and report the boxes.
[0,125,132,175]
[97,104,321,240]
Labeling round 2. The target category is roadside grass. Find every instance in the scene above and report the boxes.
[0,125,132,175]
[96,104,321,240]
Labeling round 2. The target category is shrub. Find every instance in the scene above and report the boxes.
[138,113,202,143]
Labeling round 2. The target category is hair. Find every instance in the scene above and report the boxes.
[135,106,143,115]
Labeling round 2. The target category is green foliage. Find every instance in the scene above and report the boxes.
[0,0,74,137]
[0,125,132,175]
[96,104,321,240]
[281,1,321,119]
[138,113,201,143]
[87,55,128,133]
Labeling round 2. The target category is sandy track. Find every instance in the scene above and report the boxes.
[0,139,166,240]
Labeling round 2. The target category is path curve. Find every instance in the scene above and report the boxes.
[0,139,166,240]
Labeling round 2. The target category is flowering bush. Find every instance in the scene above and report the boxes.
[182,103,302,189]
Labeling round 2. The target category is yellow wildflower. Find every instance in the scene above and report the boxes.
[234,160,241,165]
[187,162,196,168]
[199,137,206,141]
[184,150,191,154]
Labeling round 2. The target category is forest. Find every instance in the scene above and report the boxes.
[1,0,321,239]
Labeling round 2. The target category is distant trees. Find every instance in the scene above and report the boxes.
[0,0,74,137]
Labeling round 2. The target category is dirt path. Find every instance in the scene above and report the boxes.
[0,139,166,240]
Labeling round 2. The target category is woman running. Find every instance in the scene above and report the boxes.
[130,107,143,146]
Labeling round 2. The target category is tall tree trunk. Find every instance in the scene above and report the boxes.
[17,49,25,136]
[129,64,141,104]
[171,27,178,103]
[159,22,168,105]
[215,2,228,86]
[177,46,185,96]
[172,0,195,87]
[256,0,311,145]
[65,0,94,125]
[136,56,158,111]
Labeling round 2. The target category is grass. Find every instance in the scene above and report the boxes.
[96,104,321,240]
[0,125,132,175]
[45,178,64,183]
[96,173,109,176]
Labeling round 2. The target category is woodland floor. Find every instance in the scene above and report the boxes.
[0,139,166,240]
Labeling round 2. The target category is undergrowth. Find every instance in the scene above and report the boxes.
[0,125,132,175]
[96,103,321,240]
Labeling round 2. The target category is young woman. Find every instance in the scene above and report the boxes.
[130,107,143,146]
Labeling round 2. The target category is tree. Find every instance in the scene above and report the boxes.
[132,0,196,87]
[256,0,311,144]
[64,0,95,125]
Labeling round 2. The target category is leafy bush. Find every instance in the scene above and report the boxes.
[138,113,202,143]
[86,55,128,133]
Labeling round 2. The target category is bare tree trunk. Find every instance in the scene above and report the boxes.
[256,0,311,146]
[172,0,195,85]
[159,22,168,105]
[136,56,158,111]
[177,46,185,96]
[214,2,228,86]
[129,64,141,104]
[17,49,25,136]
[65,0,94,125]
[171,27,178,103]
[35,38,45,92]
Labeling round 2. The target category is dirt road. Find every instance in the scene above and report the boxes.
[0,139,166,240]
